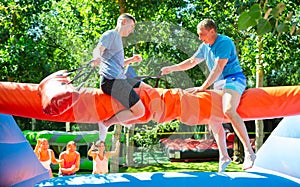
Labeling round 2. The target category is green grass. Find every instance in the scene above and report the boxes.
[119,161,244,173]
[118,150,244,173]
[53,161,244,177]
[52,149,245,176]
[52,147,244,176]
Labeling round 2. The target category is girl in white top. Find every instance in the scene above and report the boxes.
[88,140,120,174]
[34,138,62,178]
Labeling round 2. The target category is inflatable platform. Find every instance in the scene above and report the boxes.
[1,114,300,186]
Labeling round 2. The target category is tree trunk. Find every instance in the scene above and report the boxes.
[233,134,244,163]
[126,124,135,166]
[255,120,264,151]
[65,122,70,132]
[7,76,15,82]
[110,124,122,173]
[31,118,36,131]
[118,0,126,14]
[205,125,211,140]
[255,36,265,151]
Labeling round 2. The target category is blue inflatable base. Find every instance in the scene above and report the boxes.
[35,171,300,187]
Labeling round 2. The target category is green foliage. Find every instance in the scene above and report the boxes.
[238,11,257,30]
[237,2,292,36]
[120,0,206,88]
[130,120,180,149]
[14,116,65,131]
[0,0,116,83]
[257,18,272,35]
[237,0,299,86]
[0,0,52,82]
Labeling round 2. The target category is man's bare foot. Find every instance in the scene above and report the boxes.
[219,158,232,172]
[242,154,256,170]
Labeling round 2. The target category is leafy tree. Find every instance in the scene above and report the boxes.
[238,1,299,150]
[0,0,53,82]
[130,120,179,165]
[0,0,119,129]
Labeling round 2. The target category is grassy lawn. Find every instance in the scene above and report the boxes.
[117,150,244,173]
[52,147,244,177]
[119,161,244,173]
[53,161,244,177]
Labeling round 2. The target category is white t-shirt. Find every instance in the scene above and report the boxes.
[40,149,52,170]
[92,154,108,174]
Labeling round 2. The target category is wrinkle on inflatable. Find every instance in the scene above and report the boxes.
[0,82,300,125]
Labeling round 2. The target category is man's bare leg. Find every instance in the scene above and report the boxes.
[103,100,145,127]
[223,89,256,170]
[210,123,232,172]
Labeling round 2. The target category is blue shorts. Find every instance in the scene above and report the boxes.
[214,72,246,95]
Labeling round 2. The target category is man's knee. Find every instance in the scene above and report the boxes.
[223,108,237,119]
[130,100,145,118]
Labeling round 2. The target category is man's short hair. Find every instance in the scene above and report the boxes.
[117,13,136,23]
[67,141,76,146]
[198,19,217,31]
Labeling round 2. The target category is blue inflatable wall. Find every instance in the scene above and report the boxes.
[0,114,49,187]
[1,113,300,187]
[253,115,300,179]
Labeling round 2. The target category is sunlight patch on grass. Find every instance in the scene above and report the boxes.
[120,161,243,173]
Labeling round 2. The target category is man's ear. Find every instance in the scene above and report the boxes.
[121,18,127,25]
[210,28,216,34]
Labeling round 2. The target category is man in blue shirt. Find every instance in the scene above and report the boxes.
[161,19,256,172]
[92,13,151,141]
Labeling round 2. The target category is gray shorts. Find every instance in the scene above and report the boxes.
[101,77,141,108]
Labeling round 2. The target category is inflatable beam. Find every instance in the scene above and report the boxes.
[0,82,300,125]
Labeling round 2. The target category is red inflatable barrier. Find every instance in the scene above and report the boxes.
[0,81,300,125]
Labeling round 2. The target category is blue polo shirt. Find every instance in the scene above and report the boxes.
[193,34,243,81]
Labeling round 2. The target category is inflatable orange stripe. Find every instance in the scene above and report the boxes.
[0,82,300,125]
